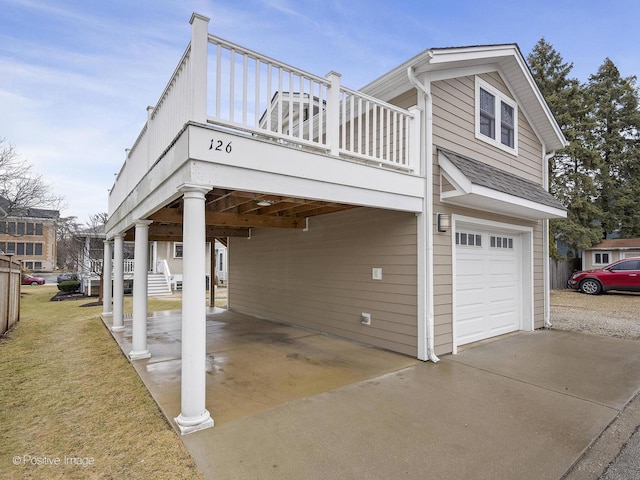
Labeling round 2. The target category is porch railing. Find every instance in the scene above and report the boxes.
[109,15,419,214]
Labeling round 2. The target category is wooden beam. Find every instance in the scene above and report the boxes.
[150,208,306,229]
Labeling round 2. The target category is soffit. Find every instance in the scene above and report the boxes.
[124,188,357,241]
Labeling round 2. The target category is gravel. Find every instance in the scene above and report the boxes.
[550,289,640,480]
[550,290,640,340]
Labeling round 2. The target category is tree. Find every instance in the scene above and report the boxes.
[0,139,63,215]
[527,38,603,258]
[586,59,640,238]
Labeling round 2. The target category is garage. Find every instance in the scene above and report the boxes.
[453,219,533,350]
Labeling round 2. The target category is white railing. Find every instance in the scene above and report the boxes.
[338,86,414,170]
[157,259,172,290]
[207,34,330,151]
[109,44,194,214]
[109,16,419,216]
[206,34,417,171]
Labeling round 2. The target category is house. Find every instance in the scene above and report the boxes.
[0,197,59,272]
[582,238,640,270]
[76,230,227,295]
[103,13,566,433]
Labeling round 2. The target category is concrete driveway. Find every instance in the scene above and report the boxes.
[105,310,640,480]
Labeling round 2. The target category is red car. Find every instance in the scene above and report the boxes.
[21,274,46,286]
[568,257,640,295]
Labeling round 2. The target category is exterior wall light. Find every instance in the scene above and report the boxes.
[437,213,450,233]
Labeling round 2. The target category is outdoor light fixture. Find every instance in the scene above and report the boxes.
[437,213,450,233]
[256,199,274,207]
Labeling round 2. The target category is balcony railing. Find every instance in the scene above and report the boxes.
[109,15,419,214]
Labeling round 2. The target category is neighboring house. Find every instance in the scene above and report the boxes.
[82,233,227,296]
[154,240,227,290]
[103,14,566,433]
[582,238,640,270]
[0,197,59,272]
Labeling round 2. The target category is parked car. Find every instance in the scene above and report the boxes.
[22,274,46,286]
[568,257,640,295]
[57,273,78,283]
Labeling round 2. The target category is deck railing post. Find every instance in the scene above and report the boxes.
[325,71,342,156]
[190,13,210,123]
[408,106,422,175]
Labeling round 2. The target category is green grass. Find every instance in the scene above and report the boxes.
[0,285,204,479]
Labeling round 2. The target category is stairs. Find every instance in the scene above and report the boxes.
[147,273,172,296]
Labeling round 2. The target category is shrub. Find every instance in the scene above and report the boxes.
[58,280,81,293]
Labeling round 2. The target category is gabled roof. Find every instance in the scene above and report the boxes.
[589,238,640,250]
[360,44,567,152]
[437,148,566,220]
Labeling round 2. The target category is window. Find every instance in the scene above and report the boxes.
[17,222,25,235]
[593,252,610,265]
[7,242,15,254]
[26,223,34,235]
[8,222,16,235]
[35,223,43,236]
[476,78,518,153]
[490,235,514,249]
[26,243,34,255]
[34,262,42,269]
[34,243,42,256]
[611,260,640,271]
[456,232,482,247]
[173,242,183,258]
[24,262,33,269]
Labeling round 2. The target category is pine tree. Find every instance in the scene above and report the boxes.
[586,59,640,238]
[527,39,603,258]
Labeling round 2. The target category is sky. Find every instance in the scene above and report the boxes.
[1,0,639,224]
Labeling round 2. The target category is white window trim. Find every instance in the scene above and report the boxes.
[173,242,183,259]
[475,77,518,155]
[592,251,611,265]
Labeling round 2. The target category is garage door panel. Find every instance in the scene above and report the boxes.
[455,226,522,347]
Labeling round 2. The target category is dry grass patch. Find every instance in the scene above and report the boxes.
[0,286,204,480]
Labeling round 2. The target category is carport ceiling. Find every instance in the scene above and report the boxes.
[125,188,357,242]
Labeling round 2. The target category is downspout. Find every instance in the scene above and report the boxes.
[543,147,555,328]
[408,63,439,363]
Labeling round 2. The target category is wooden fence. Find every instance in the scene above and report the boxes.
[0,255,21,336]
[550,258,581,290]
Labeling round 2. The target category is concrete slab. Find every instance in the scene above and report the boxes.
[103,311,640,479]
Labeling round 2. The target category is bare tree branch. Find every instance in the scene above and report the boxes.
[0,138,65,215]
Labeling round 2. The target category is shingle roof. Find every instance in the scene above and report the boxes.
[590,238,640,249]
[0,196,59,219]
[438,148,565,211]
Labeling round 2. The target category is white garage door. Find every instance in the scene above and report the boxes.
[455,227,521,347]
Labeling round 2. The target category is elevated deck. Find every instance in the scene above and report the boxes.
[107,14,424,238]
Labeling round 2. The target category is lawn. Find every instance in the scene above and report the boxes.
[0,285,204,480]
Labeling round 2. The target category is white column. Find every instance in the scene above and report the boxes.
[175,184,214,434]
[102,240,113,315]
[111,234,125,332]
[130,220,152,360]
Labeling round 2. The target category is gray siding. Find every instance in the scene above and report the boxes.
[228,208,418,356]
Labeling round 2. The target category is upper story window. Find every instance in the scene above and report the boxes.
[593,252,610,265]
[476,78,518,154]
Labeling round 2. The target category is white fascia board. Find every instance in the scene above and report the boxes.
[443,184,567,220]
[437,153,472,193]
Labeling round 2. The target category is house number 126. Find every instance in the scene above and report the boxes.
[209,139,232,153]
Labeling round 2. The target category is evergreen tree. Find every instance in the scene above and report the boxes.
[527,39,602,258]
[586,59,640,238]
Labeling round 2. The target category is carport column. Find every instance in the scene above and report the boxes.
[130,220,153,360]
[111,235,125,332]
[102,240,112,315]
[175,184,214,434]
